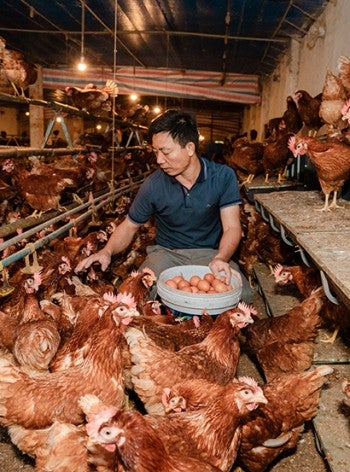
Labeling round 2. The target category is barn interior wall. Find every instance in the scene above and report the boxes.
[0,107,20,138]
[242,0,350,139]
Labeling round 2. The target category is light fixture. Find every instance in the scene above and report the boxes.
[153,96,161,114]
[25,111,30,116]
[96,123,102,130]
[77,57,87,71]
[77,0,87,71]
[129,64,138,100]
[56,116,62,123]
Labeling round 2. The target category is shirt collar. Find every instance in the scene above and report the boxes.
[169,157,207,185]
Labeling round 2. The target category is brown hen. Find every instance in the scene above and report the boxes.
[1,159,73,218]
[0,36,37,96]
[13,271,61,373]
[131,311,213,351]
[65,81,118,114]
[319,69,347,132]
[81,377,267,472]
[288,135,350,211]
[262,130,294,183]
[243,288,325,381]
[294,89,323,135]
[8,422,91,472]
[117,267,157,313]
[237,366,333,472]
[273,263,350,344]
[80,394,221,472]
[50,291,139,373]
[227,137,264,183]
[0,299,138,429]
[273,263,321,299]
[0,271,61,373]
[125,304,254,414]
[281,95,303,134]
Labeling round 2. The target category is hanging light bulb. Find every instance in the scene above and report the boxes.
[77,56,87,71]
[77,0,87,71]
[153,96,161,114]
[129,64,138,101]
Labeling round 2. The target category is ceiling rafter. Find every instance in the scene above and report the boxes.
[82,0,146,68]
[0,0,328,78]
[0,27,290,43]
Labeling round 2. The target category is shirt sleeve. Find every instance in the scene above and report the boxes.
[219,165,241,208]
[127,176,155,225]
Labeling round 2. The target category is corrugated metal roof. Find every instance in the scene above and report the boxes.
[0,1,328,139]
[0,1,328,77]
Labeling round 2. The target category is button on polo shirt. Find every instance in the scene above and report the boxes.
[128,158,241,249]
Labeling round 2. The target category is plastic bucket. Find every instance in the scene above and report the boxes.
[157,265,242,315]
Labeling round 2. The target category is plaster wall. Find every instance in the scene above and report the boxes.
[243,0,350,139]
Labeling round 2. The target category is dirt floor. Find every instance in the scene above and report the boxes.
[0,287,347,471]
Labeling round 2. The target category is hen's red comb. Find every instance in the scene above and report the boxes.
[273,263,284,277]
[116,291,137,309]
[287,136,297,152]
[237,301,254,317]
[238,376,260,390]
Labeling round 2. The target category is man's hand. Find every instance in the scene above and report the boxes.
[75,250,111,273]
[208,257,242,286]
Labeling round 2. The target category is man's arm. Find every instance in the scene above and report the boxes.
[208,205,242,284]
[75,217,140,272]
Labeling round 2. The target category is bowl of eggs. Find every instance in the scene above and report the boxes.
[156,265,242,315]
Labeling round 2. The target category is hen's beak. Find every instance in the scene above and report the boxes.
[240,314,254,328]
[247,392,268,410]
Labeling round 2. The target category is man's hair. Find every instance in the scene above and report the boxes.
[147,109,200,154]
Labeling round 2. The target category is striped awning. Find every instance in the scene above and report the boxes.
[43,67,260,105]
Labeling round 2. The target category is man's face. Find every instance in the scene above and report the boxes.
[152,131,195,177]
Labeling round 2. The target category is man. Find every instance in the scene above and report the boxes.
[75,109,252,303]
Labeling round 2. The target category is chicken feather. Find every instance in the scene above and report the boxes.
[125,306,253,414]
[0,303,135,428]
[81,378,267,472]
[243,288,325,381]
[288,135,350,211]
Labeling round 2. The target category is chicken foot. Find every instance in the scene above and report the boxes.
[277,172,287,184]
[27,209,43,219]
[318,192,342,212]
[320,326,339,344]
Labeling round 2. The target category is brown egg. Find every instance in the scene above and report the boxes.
[213,281,228,293]
[197,279,210,292]
[204,273,215,283]
[178,279,191,290]
[189,275,201,287]
[190,286,199,293]
[211,278,222,287]
[165,279,178,289]
[180,286,193,292]
[172,275,184,284]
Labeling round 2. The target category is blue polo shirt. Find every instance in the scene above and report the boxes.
[127,157,241,249]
